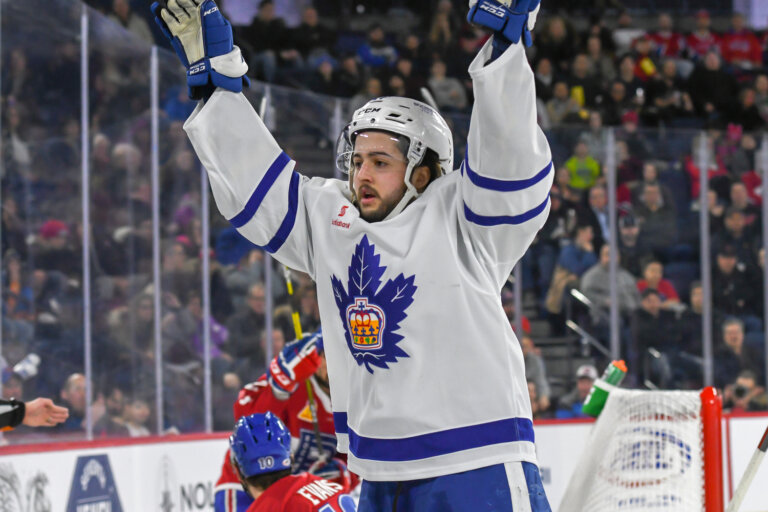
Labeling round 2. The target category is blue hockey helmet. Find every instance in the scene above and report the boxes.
[229,412,292,478]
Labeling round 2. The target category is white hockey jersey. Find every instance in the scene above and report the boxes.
[185,40,553,481]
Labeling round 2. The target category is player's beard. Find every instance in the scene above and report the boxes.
[357,185,407,222]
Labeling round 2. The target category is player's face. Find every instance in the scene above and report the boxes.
[352,131,408,222]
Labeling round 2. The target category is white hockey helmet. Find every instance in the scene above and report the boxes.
[335,97,454,219]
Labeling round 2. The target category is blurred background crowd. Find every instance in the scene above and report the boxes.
[2,0,768,443]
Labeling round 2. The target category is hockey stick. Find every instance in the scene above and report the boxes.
[257,94,327,467]
[420,87,440,113]
[282,265,328,470]
[726,424,768,512]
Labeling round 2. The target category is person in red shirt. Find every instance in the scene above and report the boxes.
[636,259,680,310]
[647,13,683,59]
[720,13,762,70]
[229,412,356,512]
[685,10,721,61]
[215,331,356,512]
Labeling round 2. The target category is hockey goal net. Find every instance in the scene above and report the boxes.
[559,387,723,512]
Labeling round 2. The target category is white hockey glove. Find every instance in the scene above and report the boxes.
[468,0,541,59]
[151,0,249,100]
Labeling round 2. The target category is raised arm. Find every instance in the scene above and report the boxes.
[461,0,553,285]
[153,1,314,274]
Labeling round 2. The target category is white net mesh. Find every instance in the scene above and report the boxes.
[559,389,705,512]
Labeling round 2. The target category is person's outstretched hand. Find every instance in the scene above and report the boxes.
[22,398,69,427]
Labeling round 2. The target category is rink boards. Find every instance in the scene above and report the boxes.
[1,415,766,511]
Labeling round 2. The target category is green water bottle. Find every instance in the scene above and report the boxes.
[581,360,627,417]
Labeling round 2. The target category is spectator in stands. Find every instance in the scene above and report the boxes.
[400,33,432,77]
[357,23,398,70]
[394,58,425,100]
[755,74,768,122]
[585,36,615,87]
[729,182,760,229]
[307,56,338,96]
[534,58,555,102]
[618,214,653,278]
[712,244,761,329]
[568,54,601,108]
[617,111,651,161]
[555,364,597,419]
[292,6,335,64]
[523,184,578,306]
[629,289,678,388]
[711,207,758,270]
[580,111,607,164]
[427,60,467,112]
[92,383,129,438]
[109,0,154,45]
[535,17,576,74]
[555,165,582,203]
[581,245,641,322]
[521,335,551,414]
[298,285,321,334]
[714,318,763,389]
[335,55,363,99]
[601,81,632,126]
[636,259,680,310]
[527,380,548,420]
[721,13,762,70]
[54,373,88,432]
[225,283,268,383]
[632,36,659,83]
[676,281,716,387]
[580,185,609,253]
[688,51,739,127]
[630,161,674,209]
[546,82,581,127]
[647,13,683,60]
[616,55,644,105]
[123,396,151,437]
[644,59,695,126]
[428,7,454,56]
[545,223,597,321]
[564,141,601,190]
[34,220,81,277]
[244,1,293,83]
[708,190,727,234]
[558,224,598,278]
[3,249,34,321]
[349,77,383,115]
[635,182,678,256]
[733,88,766,132]
[723,370,768,412]
[686,10,720,62]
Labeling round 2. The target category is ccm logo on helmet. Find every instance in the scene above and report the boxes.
[359,108,382,115]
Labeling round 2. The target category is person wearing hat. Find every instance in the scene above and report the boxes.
[711,206,759,270]
[555,364,598,419]
[618,214,653,277]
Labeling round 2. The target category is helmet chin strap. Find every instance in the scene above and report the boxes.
[383,161,420,221]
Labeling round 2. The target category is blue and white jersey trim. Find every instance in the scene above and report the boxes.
[228,151,291,228]
[260,171,300,254]
[464,195,550,226]
[462,152,553,192]
[333,412,534,462]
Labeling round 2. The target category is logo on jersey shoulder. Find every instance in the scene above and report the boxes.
[338,205,349,217]
[330,235,416,373]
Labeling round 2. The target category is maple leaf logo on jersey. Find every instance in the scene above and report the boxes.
[330,235,416,373]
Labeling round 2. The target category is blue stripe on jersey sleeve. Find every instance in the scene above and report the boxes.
[464,194,550,226]
[333,412,348,434]
[228,151,291,228]
[464,151,553,192]
[336,417,534,462]
[262,171,300,254]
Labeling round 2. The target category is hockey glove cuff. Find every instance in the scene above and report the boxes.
[268,330,323,401]
[467,0,541,59]
[151,0,249,100]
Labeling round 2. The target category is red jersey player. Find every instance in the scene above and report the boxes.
[229,412,356,512]
[215,330,354,512]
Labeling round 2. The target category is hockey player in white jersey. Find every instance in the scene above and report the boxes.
[153,0,552,509]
